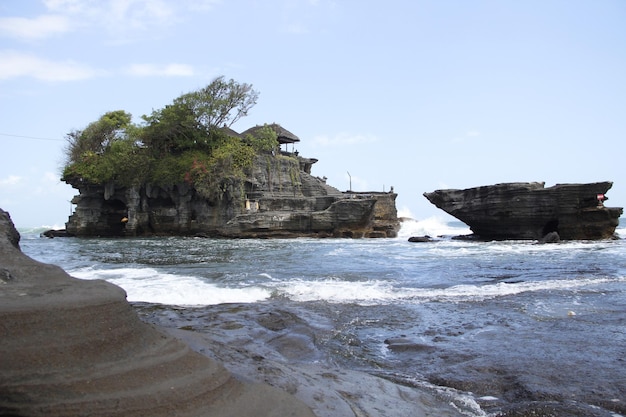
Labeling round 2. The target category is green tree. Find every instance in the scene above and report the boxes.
[185,137,256,200]
[140,101,203,155]
[64,110,133,165]
[62,76,262,189]
[184,76,259,131]
[140,77,258,155]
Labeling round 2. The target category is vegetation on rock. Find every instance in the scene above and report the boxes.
[62,76,278,197]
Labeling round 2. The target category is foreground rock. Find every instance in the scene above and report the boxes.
[424,182,623,240]
[135,303,472,417]
[0,209,314,417]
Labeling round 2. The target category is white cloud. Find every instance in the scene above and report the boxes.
[0,14,71,40]
[43,0,90,14]
[312,132,378,147]
[466,130,481,137]
[0,50,101,81]
[1,1,221,44]
[0,175,23,187]
[0,0,226,44]
[0,51,196,81]
[43,0,178,33]
[127,63,195,77]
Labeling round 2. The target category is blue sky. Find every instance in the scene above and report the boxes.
[1,0,625,228]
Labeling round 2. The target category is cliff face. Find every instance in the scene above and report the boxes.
[65,154,400,238]
[424,182,623,240]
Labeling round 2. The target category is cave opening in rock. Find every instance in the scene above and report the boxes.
[542,219,559,236]
[103,199,128,236]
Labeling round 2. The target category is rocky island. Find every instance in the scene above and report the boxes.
[64,126,399,238]
[60,78,399,238]
[424,181,622,241]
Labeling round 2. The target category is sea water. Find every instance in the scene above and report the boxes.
[18,218,626,416]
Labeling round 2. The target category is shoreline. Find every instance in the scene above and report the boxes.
[134,301,474,417]
[134,300,626,417]
[1,208,465,416]
[10,215,626,416]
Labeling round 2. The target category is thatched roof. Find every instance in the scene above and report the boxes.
[241,123,300,144]
[217,125,243,139]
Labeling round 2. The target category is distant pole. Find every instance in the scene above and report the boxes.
[347,171,352,192]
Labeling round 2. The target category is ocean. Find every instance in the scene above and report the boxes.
[19,218,626,416]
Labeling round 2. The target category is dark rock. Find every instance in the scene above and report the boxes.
[65,153,400,238]
[0,208,20,249]
[539,231,561,243]
[496,400,619,417]
[384,337,436,353]
[408,235,433,242]
[0,268,14,283]
[41,229,73,238]
[256,310,303,331]
[424,182,623,240]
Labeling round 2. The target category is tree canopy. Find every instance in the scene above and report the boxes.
[62,76,280,199]
[180,76,259,130]
[64,110,133,165]
[140,76,259,155]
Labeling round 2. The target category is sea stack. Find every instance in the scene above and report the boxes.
[424,182,622,240]
[63,124,400,239]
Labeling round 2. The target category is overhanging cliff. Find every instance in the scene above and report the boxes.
[424,181,622,240]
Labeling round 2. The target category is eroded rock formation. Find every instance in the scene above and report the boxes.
[65,154,399,238]
[424,182,622,240]
[0,208,314,417]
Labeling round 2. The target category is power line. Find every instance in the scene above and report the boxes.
[0,132,65,142]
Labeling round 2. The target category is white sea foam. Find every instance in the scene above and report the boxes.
[397,217,470,239]
[69,267,271,306]
[17,225,64,238]
[477,396,499,401]
[270,275,625,305]
[274,279,395,303]
[68,263,626,306]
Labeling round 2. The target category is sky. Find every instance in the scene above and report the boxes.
[1,0,625,228]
